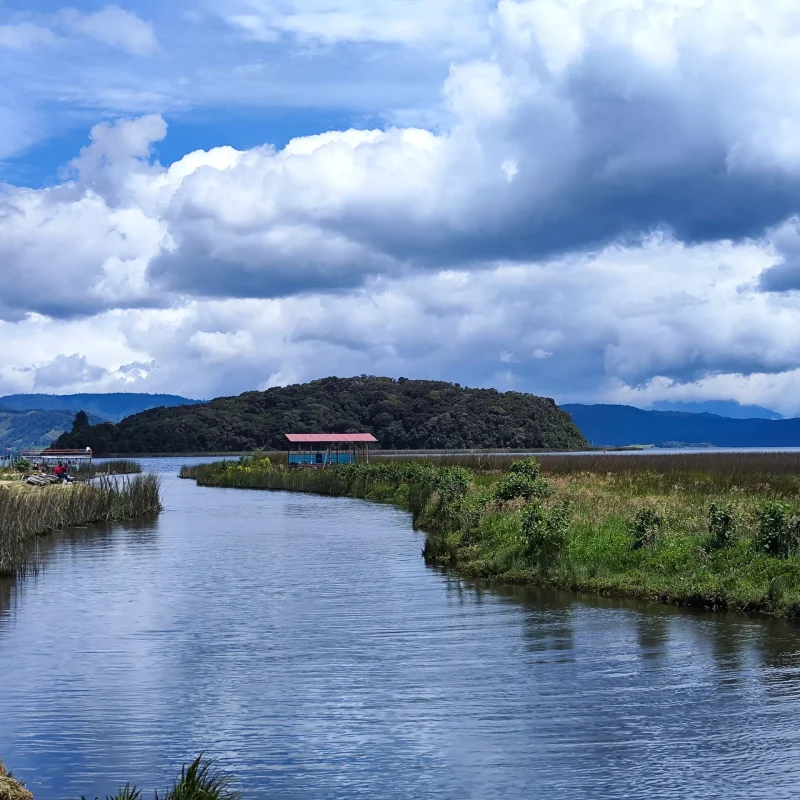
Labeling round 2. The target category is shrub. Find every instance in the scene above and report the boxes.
[707,502,735,551]
[434,467,472,504]
[521,500,572,569]
[509,458,542,481]
[239,452,271,467]
[494,473,552,502]
[631,508,663,550]
[755,501,800,559]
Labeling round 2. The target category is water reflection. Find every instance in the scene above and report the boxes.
[2,465,800,799]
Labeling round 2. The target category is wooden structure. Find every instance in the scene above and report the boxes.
[285,433,377,468]
[20,448,93,468]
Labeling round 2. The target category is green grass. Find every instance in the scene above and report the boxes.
[76,755,240,800]
[184,456,800,618]
[0,474,162,576]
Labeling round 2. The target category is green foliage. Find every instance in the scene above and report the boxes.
[54,376,588,454]
[186,453,800,617]
[72,410,90,431]
[494,473,551,502]
[521,500,572,569]
[113,788,143,800]
[239,452,270,467]
[509,458,541,480]
[707,502,735,551]
[755,501,800,559]
[156,756,240,800]
[434,467,472,504]
[631,508,663,550]
[13,458,33,474]
[83,785,142,800]
[0,474,162,575]
[80,756,239,800]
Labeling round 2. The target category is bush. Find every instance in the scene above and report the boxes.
[434,467,472,504]
[755,501,800,559]
[494,473,551,502]
[239,452,271,467]
[631,508,663,550]
[707,502,735,551]
[521,501,572,569]
[509,458,542,481]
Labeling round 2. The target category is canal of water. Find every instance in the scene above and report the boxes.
[1,458,800,799]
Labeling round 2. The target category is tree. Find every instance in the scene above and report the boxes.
[72,411,90,432]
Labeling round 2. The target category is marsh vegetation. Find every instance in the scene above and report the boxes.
[0,474,162,575]
[185,452,800,616]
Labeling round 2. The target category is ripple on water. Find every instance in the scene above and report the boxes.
[1,461,800,799]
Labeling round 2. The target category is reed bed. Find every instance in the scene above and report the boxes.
[374,449,800,474]
[74,459,142,480]
[0,474,162,575]
[183,457,800,617]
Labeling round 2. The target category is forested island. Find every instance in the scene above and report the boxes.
[54,376,588,454]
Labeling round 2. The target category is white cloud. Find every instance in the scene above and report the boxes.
[0,23,58,50]
[3,0,800,411]
[34,353,108,389]
[60,5,158,55]
[224,0,494,50]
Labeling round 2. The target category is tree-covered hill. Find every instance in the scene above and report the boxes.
[54,376,588,453]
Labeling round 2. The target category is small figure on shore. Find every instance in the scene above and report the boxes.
[54,462,71,484]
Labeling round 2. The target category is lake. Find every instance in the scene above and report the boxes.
[1,458,800,799]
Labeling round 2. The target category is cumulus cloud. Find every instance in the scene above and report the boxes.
[33,354,109,390]
[3,0,800,411]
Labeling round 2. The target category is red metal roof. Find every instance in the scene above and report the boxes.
[285,433,377,443]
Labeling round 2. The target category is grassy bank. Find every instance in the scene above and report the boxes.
[0,474,162,576]
[187,454,800,617]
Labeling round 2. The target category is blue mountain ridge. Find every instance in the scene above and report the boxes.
[0,393,201,423]
[563,404,800,448]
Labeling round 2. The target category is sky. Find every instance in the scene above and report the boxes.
[3,0,800,412]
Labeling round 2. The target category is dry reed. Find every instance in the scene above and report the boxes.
[0,474,162,575]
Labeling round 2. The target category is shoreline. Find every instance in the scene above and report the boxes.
[184,457,800,619]
[0,474,162,576]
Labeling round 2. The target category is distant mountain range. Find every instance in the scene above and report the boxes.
[650,401,783,420]
[0,393,201,423]
[0,409,105,452]
[563,404,800,448]
[0,394,201,452]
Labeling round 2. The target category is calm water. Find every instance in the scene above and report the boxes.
[2,458,800,799]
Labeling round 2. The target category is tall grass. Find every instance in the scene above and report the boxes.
[183,456,800,617]
[84,755,241,800]
[74,460,142,479]
[0,474,162,575]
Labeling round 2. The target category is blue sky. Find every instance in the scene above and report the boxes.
[3,0,800,412]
